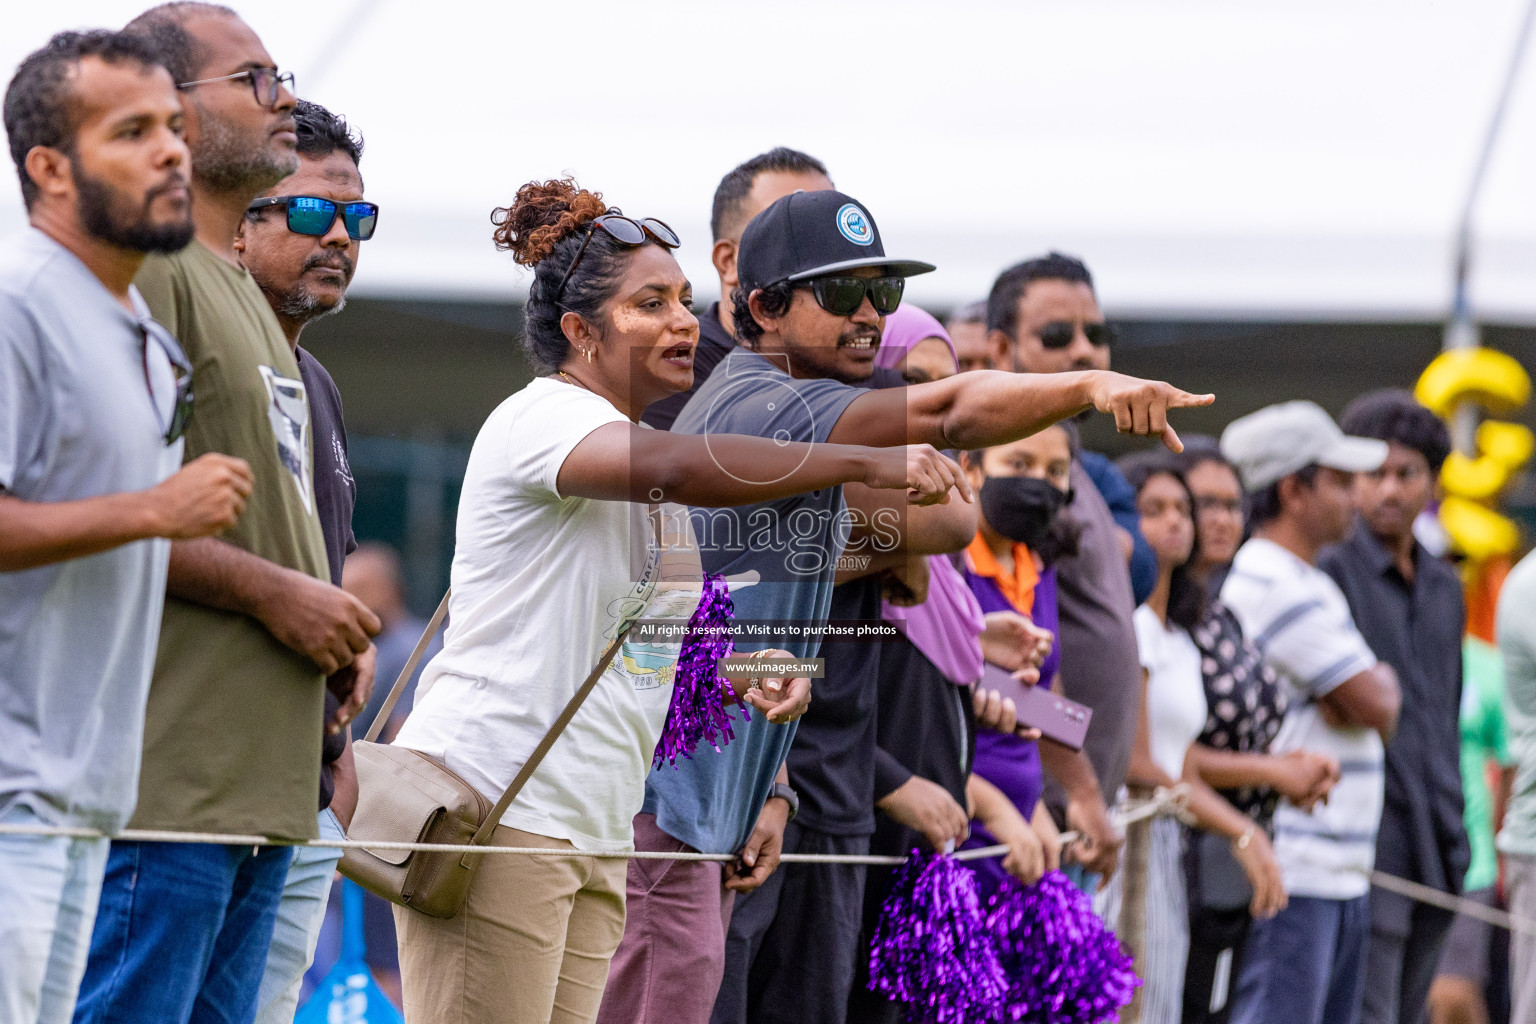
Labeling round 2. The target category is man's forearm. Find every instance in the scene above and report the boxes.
[934,370,1096,450]
[0,491,162,572]
[167,536,287,621]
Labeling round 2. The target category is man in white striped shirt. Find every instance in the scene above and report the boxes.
[1218,402,1402,1024]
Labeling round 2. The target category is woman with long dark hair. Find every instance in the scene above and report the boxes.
[1097,455,1287,1024]
[1166,443,1339,1024]
[388,179,969,1024]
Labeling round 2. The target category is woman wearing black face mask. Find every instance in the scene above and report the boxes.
[956,424,1100,896]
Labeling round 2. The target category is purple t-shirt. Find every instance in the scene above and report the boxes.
[963,562,1059,895]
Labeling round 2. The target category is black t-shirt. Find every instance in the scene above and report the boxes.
[297,346,357,810]
[641,302,734,431]
[782,364,909,835]
[786,575,886,836]
[1319,525,1469,895]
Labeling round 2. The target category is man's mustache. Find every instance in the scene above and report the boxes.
[302,252,355,279]
[143,172,190,205]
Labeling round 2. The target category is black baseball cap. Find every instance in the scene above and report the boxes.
[737,190,936,293]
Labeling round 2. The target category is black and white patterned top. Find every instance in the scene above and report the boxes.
[1191,601,1288,823]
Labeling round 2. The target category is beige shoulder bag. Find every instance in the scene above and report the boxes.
[339,591,631,919]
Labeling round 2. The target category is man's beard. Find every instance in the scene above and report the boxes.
[190,104,298,195]
[272,286,346,324]
[75,168,194,253]
[266,252,354,325]
[814,327,880,385]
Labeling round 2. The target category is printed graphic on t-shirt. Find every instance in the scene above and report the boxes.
[258,365,313,513]
[613,504,699,691]
[331,433,353,487]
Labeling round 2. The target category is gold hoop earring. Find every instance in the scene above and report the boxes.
[584,346,595,363]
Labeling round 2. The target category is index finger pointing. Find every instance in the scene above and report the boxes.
[1170,390,1215,408]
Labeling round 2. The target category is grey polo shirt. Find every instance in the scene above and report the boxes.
[1320,524,1470,897]
[0,228,183,831]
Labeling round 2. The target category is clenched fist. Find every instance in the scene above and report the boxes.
[863,445,974,506]
[145,453,254,538]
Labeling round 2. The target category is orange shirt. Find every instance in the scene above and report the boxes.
[965,533,1039,615]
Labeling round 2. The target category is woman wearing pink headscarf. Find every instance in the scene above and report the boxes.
[849,305,1058,1024]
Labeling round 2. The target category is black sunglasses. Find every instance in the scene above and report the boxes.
[139,318,195,445]
[178,67,295,109]
[248,195,379,240]
[556,213,680,302]
[794,275,905,317]
[1037,320,1117,350]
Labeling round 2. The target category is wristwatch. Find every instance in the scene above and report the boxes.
[769,782,799,822]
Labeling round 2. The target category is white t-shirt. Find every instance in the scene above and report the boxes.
[1221,537,1383,899]
[1133,605,1208,781]
[396,378,702,853]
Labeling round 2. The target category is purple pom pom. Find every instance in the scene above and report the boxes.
[868,851,1008,1023]
[653,573,748,768]
[983,871,1139,1024]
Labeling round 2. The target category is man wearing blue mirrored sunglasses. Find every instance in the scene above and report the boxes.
[235,98,377,1024]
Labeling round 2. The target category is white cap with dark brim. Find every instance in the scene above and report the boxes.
[1220,400,1388,492]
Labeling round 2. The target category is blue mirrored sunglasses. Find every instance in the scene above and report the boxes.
[247,195,379,240]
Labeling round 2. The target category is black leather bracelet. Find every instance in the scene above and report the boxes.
[769,781,799,822]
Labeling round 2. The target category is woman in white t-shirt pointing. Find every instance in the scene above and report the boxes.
[389,179,970,1024]
[1097,456,1287,1024]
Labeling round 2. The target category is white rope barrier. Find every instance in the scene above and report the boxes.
[10,788,1523,933]
[0,788,1190,866]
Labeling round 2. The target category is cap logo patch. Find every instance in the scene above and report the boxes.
[836,203,874,246]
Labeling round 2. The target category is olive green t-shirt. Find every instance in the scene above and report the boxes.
[128,241,330,841]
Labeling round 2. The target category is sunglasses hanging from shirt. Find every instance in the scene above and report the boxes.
[248,195,380,240]
[1036,320,1118,350]
[138,318,195,445]
[799,275,905,317]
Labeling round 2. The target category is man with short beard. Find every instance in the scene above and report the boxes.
[73,8,380,1024]
[0,29,253,1024]
[1320,392,1467,1024]
[234,98,378,1024]
[1220,402,1401,1024]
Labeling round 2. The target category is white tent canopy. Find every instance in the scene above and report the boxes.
[8,0,1536,321]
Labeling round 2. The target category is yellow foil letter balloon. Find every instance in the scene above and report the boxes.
[1415,348,1532,560]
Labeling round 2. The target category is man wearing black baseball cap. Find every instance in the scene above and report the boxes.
[636,189,1212,1024]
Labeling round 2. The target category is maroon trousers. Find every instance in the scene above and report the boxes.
[596,813,735,1024]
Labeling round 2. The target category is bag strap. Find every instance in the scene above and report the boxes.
[363,590,452,744]
[467,622,633,849]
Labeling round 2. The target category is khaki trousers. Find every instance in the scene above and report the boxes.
[394,826,627,1024]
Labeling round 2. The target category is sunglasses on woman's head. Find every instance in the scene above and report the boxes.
[797,275,905,317]
[1036,320,1117,350]
[247,195,380,240]
[556,213,681,302]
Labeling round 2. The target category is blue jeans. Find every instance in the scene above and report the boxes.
[1230,893,1371,1024]
[254,811,344,1024]
[0,804,110,1024]
[73,840,295,1024]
